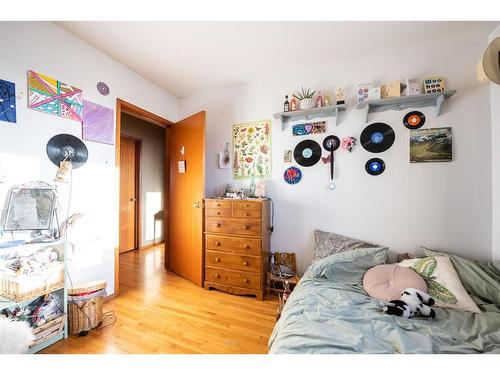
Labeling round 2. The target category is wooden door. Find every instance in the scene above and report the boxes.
[120,136,138,253]
[168,112,205,286]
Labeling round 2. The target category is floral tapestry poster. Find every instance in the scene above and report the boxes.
[232,120,271,179]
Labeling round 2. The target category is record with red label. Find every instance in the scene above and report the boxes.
[403,111,425,129]
[360,122,395,153]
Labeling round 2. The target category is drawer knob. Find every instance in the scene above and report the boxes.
[215,241,221,246]
[215,257,220,263]
[214,273,220,278]
[243,244,250,250]
[243,261,248,266]
[243,212,249,216]
[243,278,249,283]
[217,204,221,207]
[216,212,221,215]
[242,225,249,230]
[216,223,221,228]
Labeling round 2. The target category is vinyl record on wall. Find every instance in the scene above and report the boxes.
[360,122,395,153]
[293,140,322,167]
[403,111,425,129]
[46,134,88,169]
[365,158,386,176]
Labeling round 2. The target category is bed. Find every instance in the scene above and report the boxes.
[268,247,500,354]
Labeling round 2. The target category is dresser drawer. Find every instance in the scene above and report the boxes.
[205,208,231,217]
[205,218,261,236]
[205,234,261,255]
[205,250,260,272]
[205,266,261,290]
[232,209,261,219]
[233,201,261,211]
[205,200,231,210]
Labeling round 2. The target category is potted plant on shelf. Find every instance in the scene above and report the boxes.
[293,87,315,110]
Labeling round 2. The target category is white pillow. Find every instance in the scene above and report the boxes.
[398,256,481,314]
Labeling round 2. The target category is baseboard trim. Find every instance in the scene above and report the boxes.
[104,293,115,302]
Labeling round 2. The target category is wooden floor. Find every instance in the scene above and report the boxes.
[42,245,278,354]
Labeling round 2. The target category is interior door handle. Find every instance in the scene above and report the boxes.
[193,201,203,209]
[130,197,136,202]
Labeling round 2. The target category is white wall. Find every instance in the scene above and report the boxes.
[121,114,166,247]
[0,22,178,294]
[180,37,493,274]
[490,25,500,261]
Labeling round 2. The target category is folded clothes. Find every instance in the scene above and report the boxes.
[0,247,59,277]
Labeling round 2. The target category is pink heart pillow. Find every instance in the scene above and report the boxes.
[363,264,426,301]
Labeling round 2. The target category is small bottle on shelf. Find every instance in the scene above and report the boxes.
[290,96,297,111]
[315,91,323,108]
[324,90,332,107]
[284,95,290,112]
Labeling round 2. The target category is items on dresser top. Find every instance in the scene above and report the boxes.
[204,198,271,300]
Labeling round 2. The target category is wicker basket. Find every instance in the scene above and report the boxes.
[0,262,65,302]
[29,314,66,348]
[68,280,106,336]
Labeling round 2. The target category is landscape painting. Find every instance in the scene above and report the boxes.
[410,127,452,163]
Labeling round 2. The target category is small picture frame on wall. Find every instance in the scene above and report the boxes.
[283,149,293,163]
[218,143,230,169]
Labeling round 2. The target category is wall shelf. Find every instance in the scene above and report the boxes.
[357,90,457,122]
[273,104,347,130]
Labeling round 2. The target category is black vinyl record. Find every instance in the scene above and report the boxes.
[323,135,340,151]
[293,140,321,167]
[360,122,395,153]
[46,134,88,169]
[365,158,386,175]
[403,111,425,129]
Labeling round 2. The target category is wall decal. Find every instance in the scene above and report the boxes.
[410,127,452,163]
[27,70,83,122]
[82,100,114,145]
[232,120,271,179]
[0,79,16,123]
[292,121,326,136]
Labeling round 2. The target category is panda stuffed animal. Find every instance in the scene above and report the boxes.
[383,288,436,319]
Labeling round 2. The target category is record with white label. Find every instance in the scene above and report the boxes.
[365,158,386,175]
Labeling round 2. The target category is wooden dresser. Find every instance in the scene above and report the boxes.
[204,198,271,300]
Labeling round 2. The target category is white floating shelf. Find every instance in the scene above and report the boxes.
[357,90,457,122]
[273,104,347,130]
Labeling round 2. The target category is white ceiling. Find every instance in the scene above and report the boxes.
[56,21,498,98]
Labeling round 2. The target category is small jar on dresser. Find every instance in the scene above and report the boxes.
[204,198,271,300]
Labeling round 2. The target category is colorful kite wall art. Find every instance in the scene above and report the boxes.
[27,70,83,122]
[232,119,272,179]
[0,79,16,123]
[82,100,115,145]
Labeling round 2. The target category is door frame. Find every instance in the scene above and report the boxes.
[115,98,173,297]
[119,134,142,253]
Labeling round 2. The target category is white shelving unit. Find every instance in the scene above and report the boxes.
[0,240,68,353]
[273,104,347,130]
[357,90,457,122]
